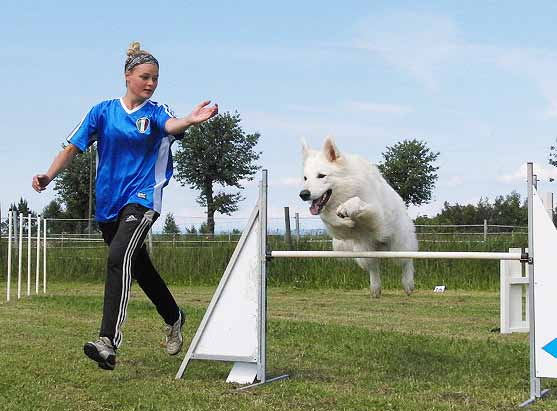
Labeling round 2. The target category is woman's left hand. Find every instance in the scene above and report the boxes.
[165,100,219,135]
[187,100,219,125]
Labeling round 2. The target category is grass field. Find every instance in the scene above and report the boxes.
[1,282,555,411]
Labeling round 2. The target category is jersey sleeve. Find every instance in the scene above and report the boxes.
[154,103,177,136]
[66,104,100,152]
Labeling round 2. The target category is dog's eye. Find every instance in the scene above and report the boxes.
[317,173,326,179]
[303,176,307,181]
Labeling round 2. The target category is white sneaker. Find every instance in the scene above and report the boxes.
[83,337,117,370]
[164,309,185,355]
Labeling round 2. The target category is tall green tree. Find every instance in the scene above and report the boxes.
[162,213,181,235]
[174,112,261,235]
[377,139,439,206]
[9,197,38,230]
[53,144,96,224]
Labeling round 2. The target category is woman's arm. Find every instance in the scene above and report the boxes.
[32,144,81,192]
[165,100,218,135]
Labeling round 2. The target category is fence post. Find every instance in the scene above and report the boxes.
[483,219,488,242]
[27,214,31,296]
[147,228,153,254]
[295,212,300,243]
[43,218,47,294]
[284,207,292,249]
[7,210,12,302]
[36,215,41,294]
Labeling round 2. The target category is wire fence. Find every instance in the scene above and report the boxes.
[0,215,528,251]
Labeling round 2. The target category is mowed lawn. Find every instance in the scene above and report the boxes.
[1,282,556,411]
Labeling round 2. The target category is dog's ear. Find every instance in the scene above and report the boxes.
[301,138,310,159]
[323,136,340,162]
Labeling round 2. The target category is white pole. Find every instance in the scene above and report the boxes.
[43,218,47,293]
[35,215,41,294]
[7,210,12,302]
[270,250,523,260]
[27,214,31,296]
[17,213,23,299]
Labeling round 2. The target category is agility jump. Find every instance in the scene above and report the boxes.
[176,163,555,407]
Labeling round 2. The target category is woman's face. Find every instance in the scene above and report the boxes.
[125,63,159,100]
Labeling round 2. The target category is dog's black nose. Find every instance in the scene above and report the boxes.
[299,190,311,201]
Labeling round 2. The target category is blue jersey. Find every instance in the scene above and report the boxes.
[67,98,178,222]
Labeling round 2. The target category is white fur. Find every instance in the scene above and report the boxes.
[301,137,418,298]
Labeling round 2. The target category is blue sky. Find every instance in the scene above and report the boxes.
[1,1,556,232]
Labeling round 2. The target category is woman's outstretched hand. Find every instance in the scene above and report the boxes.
[186,100,219,125]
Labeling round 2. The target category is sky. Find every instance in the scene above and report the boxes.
[2,1,557,233]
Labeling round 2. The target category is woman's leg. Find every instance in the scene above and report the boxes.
[133,245,180,325]
[99,204,156,348]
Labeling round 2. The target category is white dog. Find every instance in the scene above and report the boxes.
[299,137,418,298]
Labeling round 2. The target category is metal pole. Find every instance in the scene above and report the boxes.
[7,210,12,302]
[36,215,41,294]
[483,219,488,242]
[258,170,268,383]
[43,218,47,293]
[27,214,31,296]
[17,213,23,299]
[13,209,18,254]
[527,162,542,402]
[87,146,93,235]
[270,250,523,260]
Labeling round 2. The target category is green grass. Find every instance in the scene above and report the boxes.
[1,282,555,410]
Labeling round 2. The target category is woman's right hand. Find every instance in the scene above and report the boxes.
[32,174,52,193]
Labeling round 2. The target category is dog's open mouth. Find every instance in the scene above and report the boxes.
[309,190,332,215]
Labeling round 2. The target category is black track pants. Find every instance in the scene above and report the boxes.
[98,203,180,348]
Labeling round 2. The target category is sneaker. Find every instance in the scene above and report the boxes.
[164,309,185,355]
[83,337,117,370]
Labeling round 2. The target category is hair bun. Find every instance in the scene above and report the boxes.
[127,42,142,57]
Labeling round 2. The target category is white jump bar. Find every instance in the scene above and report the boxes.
[270,251,524,261]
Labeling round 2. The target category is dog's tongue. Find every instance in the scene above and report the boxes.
[310,200,320,215]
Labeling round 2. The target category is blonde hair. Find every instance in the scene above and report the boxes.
[124,42,158,72]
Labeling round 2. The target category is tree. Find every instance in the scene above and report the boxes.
[162,213,181,235]
[53,144,96,223]
[174,112,261,236]
[9,197,38,230]
[415,191,527,226]
[42,199,76,234]
[42,199,65,220]
[185,225,198,235]
[377,139,439,206]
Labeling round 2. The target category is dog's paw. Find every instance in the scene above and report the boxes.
[336,197,363,219]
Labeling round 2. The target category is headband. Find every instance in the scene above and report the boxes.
[125,53,159,72]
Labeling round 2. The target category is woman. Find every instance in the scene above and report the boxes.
[32,42,218,370]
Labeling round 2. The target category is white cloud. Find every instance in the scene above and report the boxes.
[497,162,557,183]
[272,177,301,187]
[348,10,557,117]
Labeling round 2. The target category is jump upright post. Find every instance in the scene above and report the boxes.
[176,164,556,406]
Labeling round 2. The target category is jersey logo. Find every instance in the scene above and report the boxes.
[136,117,150,133]
[137,192,147,199]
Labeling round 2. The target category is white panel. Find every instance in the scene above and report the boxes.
[226,362,258,384]
[539,192,554,219]
[533,189,557,378]
[194,213,260,359]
